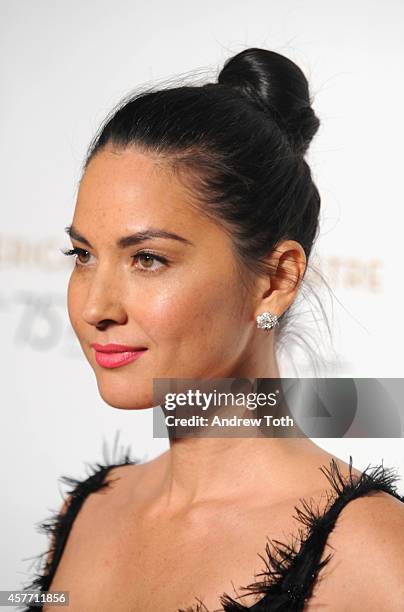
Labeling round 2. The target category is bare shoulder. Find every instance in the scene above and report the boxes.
[333,489,404,558]
[55,460,147,535]
[92,461,147,510]
[311,488,404,611]
[98,453,170,513]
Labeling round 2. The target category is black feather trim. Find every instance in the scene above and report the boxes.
[216,456,404,612]
[19,431,139,611]
[19,448,404,612]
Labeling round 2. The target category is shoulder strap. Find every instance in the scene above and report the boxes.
[21,435,139,610]
[22,452,404,612]
[220,456,404,612]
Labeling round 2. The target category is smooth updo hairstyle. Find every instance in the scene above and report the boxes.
[84,48,326,367]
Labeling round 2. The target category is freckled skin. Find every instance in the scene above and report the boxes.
[67,145,306,410]
[61,146,399,612]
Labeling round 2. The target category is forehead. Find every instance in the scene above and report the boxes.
[75,146,210,235]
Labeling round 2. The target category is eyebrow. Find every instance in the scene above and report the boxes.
[64,224,195,249]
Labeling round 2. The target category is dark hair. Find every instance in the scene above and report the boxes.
[85,48,323,342]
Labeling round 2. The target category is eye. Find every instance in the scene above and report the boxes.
[61,247,95,266]
[132,252,168,273]
[61,247,169,272]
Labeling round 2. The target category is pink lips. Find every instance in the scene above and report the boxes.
[91,343,148,369]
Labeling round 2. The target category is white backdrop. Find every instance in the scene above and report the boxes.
[1,0,403,596]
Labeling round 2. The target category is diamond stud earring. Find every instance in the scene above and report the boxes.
[256,311,279,331]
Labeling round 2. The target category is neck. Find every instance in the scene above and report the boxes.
[151,345,318,510]
[166,437,314,504]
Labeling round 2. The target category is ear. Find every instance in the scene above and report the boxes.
[253,240,307,319]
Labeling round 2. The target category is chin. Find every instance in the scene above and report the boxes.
[95,376,156,410]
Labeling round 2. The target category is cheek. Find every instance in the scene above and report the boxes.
[136,271,249,362]
[67,273,85,337]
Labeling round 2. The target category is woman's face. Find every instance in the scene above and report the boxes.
[67,145,257,409]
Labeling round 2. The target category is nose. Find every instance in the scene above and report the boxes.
[81,268,128,329]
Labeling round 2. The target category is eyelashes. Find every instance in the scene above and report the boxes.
[62,247,93,265]
[61,246,170,273]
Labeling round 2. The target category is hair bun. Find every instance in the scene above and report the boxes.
[218,48,319,155]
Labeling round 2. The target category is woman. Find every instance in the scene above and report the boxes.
[23,48,404,611]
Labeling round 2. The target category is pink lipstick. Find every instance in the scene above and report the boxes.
[91,343,148,369]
